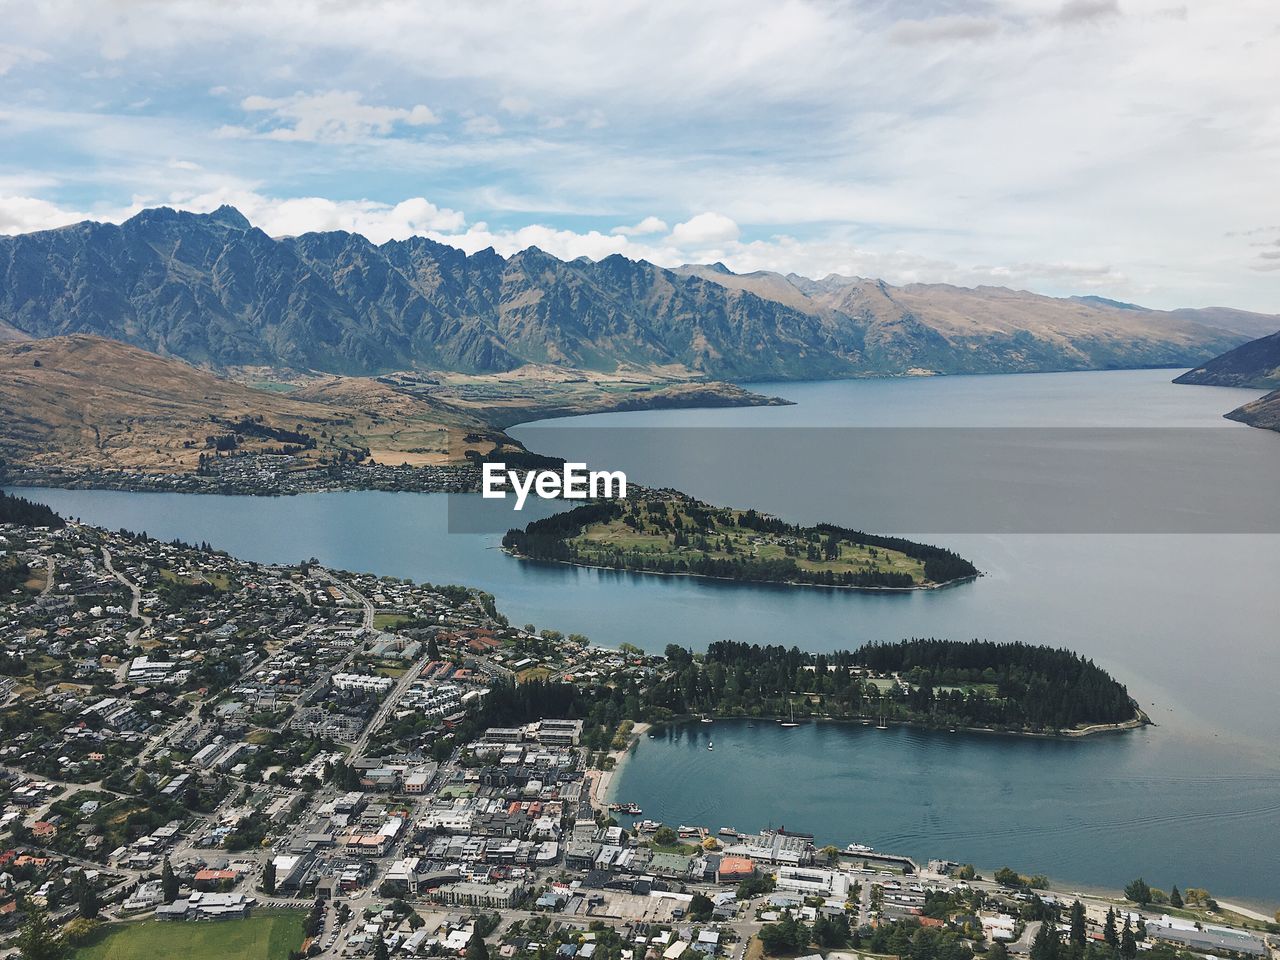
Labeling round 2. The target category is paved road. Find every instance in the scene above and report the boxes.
[102,546,149,624]
[39,556,55,596]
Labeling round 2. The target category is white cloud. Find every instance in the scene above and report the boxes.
[4,1,1280,308]
[235,90,439,142]
[0,43,50,75]
[463,114,503,136]
[668,212,740,247]
[611,216,669,237]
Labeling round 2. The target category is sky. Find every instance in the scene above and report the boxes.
[1,0,1278,310]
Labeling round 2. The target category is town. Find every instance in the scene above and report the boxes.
[0,503,1275,960]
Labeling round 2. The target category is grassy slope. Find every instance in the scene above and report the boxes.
[74,911,306,960]
[570,502,927,583]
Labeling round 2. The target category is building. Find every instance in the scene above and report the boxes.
[535,719,584,746]
[775,866,850,899]
[435,879,527,909]
[716,856,755,884]
[155,891,256,921]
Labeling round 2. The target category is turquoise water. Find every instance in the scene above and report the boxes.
[12,369,1280,904]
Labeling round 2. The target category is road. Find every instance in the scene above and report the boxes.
[102,546,149,624]
[39,556,55,596]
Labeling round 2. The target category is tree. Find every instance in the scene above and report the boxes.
[759,914,810,956]
[1169,886,1183,908]
[994,866,1025,887]
[955,864,977,880]
[373,937,390,960]
[467,933,490,960]
[427,636,442,661]
[16,906,67,960]
[1120,919,1137,960]
[78,880,101,920]
[653,826,679,847]
[987,943,1010,960]
[814,912,851,948]
[1069,901,1086,949]
[1103,909,1118,948]
[1030,919,1060,960]
[161,857,180,904]
[689,893,714,921]
[1124,878,1152,906]
[263,858,277,895]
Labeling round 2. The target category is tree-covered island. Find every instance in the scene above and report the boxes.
[502,493,978,589]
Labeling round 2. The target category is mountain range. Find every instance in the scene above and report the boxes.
[1,205,1274,381]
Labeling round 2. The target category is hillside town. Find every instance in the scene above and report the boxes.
[0,507,1275,960]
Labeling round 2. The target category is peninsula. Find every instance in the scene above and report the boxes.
[502,493,979,589]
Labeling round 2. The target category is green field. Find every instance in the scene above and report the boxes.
[74,911,307,960]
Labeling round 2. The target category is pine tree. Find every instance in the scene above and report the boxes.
[467,933,490,960]
[77,879,100,920]
[1169,886,1183,908]
[1103,908,1118,948]
[1069,901,1086,948]
[161,857,179,904]
[1121,919,1137,960]
[263,858,277,895]
[373,937,390,960]
[1030,919,1060,960]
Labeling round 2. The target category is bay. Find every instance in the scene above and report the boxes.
[11,369,1280,905]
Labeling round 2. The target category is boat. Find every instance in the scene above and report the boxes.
[845,842,874,854]
[677,825,701,838]
[778,700,801,728]
[638,819,661,832]
[718,826,739,837]
[700,714,714,724]
[707,739,714,750]
[609,801,643,815]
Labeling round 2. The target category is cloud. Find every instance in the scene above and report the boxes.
[668,212,740,246]
[234,90,439,142]
[888,16,1002,45]
[0,190,464,245]
[1053,0,1122,26]
[611,216,669,237]
[0,43,50,75]
[463,114,503,136]
[3,1,1280,309]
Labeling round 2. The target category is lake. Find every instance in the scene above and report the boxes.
[11,369,1280,905]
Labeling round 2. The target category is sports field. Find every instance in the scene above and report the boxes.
[74,910,307,960]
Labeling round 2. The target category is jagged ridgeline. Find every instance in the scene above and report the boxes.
[502,496,978,588]
[0,489,65,529]
[654,639,1139,731]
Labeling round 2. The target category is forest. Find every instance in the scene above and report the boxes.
[451,637,1138,738]
[0,489,64,529]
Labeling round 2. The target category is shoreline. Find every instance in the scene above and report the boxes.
[502,547,979,594]
[649,707,1151,742]
[587,721,650,809]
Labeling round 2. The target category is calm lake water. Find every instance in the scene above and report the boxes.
[12,369,1280,905]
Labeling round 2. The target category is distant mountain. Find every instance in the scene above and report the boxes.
[1172,329,1280,389]
[0,205,1266,380]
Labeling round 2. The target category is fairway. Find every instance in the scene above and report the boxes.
[74,910,306,960]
